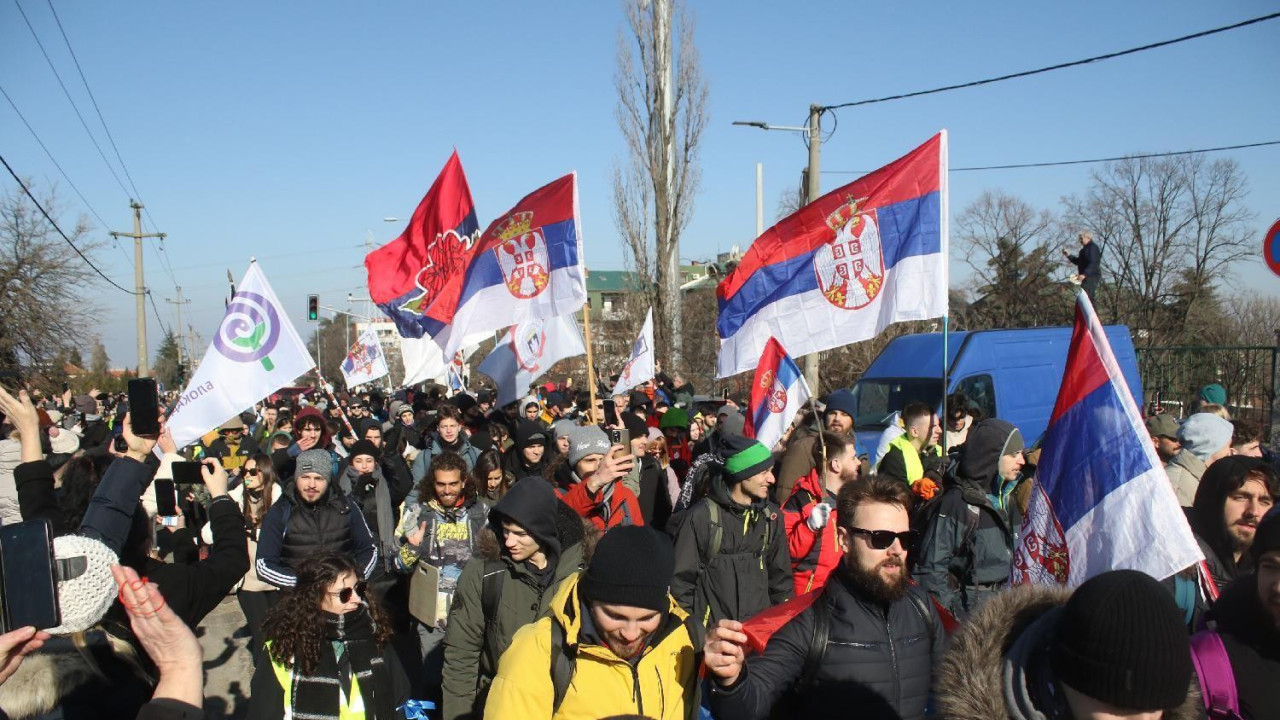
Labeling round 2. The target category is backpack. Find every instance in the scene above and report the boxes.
[547,610,703,717]
[907,487,979,574]
[1190,629,1242,719]
[695,502,775,627]
[795,588,937,689]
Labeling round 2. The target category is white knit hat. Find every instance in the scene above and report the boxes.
[47,535,118,635]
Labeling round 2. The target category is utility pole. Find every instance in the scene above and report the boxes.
[804,104,822,396]
[110,201,165,376]
[165,287,192,365]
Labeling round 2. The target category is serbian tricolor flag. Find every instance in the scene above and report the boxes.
[364,151,481,339]
[432,173,587,358]
[716,132,948,378]
[744,338,810,451]
[1012,291,1202,587]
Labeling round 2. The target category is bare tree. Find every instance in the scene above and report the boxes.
[0,181,103,381]
[612,0,709,373]
[954,190,1072,329]
[1062,155,1254,342]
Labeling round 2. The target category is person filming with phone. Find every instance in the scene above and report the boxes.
[557,425,644,530]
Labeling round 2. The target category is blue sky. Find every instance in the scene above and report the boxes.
[3,1,1278,368]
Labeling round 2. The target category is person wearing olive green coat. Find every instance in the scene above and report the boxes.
[440,477,592,720]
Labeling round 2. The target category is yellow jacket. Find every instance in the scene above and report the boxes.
[484,572,700,719]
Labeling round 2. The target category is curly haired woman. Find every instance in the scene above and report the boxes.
[248,553,409,720]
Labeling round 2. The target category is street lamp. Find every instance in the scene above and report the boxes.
[733,104,826,395]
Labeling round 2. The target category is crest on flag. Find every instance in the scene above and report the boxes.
[758,369,788,413]
[513,319,548,372]
[399,228,479,316]
[813,198,884,310]
[1011,482,1071,584]
[618,333,649,388]
[494,211,550,299]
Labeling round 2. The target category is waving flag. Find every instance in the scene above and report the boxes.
[611,308,654,398]
[365,151,481,339]
[716,132,948,378]
[167,262,315,451]
[744,338,811,450]
[479,314,586,407]
[432,173,587,358]
[1013,291,1202,586]
[340,327,390,388]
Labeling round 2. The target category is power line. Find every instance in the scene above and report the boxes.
[11,0,132,198]
[0,151,141,295]
[42,0,148,207]
[0,83,108,229]
[147,289,171,338]
[821,139,1280,175]
[35,0,177,290]
[823,12,1280,111]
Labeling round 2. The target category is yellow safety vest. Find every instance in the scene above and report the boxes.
[268,643,367,720]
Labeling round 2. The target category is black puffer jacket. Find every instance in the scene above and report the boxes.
[708,567,944,720]
[670,468,792,629]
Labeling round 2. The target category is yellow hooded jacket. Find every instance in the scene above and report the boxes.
[484,572,700,719]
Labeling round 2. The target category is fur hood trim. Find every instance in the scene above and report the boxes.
[936,585,1203,720]
[0,630,145,718]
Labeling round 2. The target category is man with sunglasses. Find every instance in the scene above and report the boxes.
[914,418,1023,620]
[203,414,260,476]
[705,475,944,720]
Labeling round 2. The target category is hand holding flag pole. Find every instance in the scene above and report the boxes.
[313,369,357,439]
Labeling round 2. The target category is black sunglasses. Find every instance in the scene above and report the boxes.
[244,468,259,477]
[848,527,919,551]
[328,581,368,604]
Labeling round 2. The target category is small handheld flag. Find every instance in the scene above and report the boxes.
[744,338,811,451]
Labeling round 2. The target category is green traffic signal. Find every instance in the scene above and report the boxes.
[307,294,319,321]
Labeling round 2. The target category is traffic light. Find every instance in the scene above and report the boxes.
[308,295,319,321]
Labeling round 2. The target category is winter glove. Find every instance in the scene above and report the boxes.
[912,477,939,501]
[807,502,832,531]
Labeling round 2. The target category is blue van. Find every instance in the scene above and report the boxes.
[849,326,1144,453]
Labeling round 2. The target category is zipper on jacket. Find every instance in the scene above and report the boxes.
[885,609,901,706]
[655,664,664,718]
[629,663,644,715]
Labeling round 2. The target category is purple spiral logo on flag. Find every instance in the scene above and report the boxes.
[214,291,280,370]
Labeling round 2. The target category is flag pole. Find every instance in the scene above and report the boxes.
[798,374,826,461]
[582,272,599,425]
[315,369,357,439]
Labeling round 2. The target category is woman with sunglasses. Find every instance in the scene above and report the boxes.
[249,552,409,720]
[205,452,279,664]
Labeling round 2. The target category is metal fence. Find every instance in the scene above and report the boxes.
[1136,344,1277,440]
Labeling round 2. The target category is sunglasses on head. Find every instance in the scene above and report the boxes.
[847,527,920,551]
[328,581,368,604]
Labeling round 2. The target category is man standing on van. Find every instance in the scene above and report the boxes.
[1063,231,1102,299]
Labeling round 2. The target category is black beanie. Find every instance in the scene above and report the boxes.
[1250,507,1280,565]
[1050,569,1191,711]
[622,413,648,445]
[349,439,380,461]
[579,526,673,612]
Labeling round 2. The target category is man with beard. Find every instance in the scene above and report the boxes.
[255,448,379,588]
[773,388,858,504]
[485,526,701,719]
[1194,508,1280,719]
[393,451,490,703]
[1188,456,1278,592]
[783,432,859,595]
[704,475,943,720]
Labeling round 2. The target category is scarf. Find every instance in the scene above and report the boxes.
[343,464,397,573]
[291,606,397,720]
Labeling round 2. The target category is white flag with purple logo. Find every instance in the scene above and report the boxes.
[167,262,315,451]
[479,313,586,407]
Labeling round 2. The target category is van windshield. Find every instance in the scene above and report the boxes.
[849,379,944,429]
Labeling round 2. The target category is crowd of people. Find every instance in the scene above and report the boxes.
[0,372,1275,720]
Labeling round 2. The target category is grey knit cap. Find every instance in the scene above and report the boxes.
[295,449,333,481]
